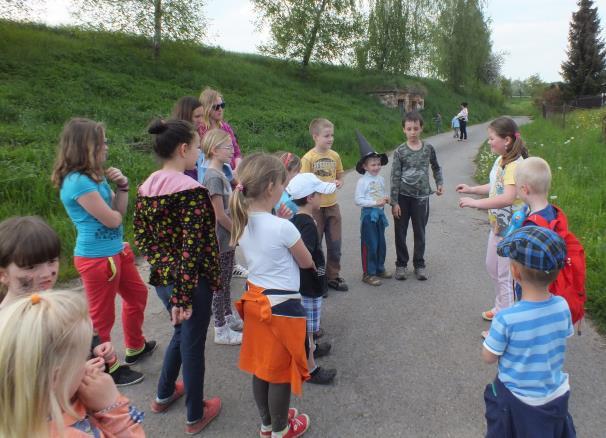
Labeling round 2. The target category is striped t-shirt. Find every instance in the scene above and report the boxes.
[484,295,574,404]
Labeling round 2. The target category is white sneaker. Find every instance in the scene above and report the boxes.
[232,264,249,278]
[214,324,242,345]
[226,313,243,331]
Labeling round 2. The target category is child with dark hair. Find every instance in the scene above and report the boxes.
[134,118,222,434]
[287,173,338,385]
[483,226,576,437]
[0,215,144,387]
[390,112,443,281]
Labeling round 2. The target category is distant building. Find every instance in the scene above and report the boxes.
[369,88,426,116]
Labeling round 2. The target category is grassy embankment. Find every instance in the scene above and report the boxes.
[0,21,506,280]
[474,109,606,331]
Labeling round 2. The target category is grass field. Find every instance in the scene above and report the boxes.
[474,109,606,331]
[0,21,507,280]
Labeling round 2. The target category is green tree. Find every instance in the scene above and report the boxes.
[431,0,491,89]
[0,0,42,21]
[252,0,362,66]
[363,0,434,74]
[561,0,606,97]
[499,77,512,98]
[72,0,206,57]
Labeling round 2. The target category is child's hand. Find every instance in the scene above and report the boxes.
[376,198,388,207]
[459,197,478,208]
[335,179,343,189]
[78,367,120,413]
[93,342,116,364]
[85,357,106,373]
[171,306,192,326]
[106,167,128,187]
[456,183,471,193]
[276,203,293,219]
[436,185,444,196]
[392,204,401,218]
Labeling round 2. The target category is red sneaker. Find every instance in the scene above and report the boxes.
[185,397,222,435]
[259,408,299,437]
[283,414,310,438]
[150,380,185,413]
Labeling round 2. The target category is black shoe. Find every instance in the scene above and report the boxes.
[313,341,331,358]
[308,367,337,385]
[110,365,144,387]
[327,277,348,291]
[124,340,157,365]
[313,327,325,340]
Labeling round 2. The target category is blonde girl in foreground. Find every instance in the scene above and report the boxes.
[0,290,144,437]
[231,153,313,438]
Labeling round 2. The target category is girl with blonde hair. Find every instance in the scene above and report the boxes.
[201,128,243,345]
[198,87,242,171]
[0,290,144,437]
[231,153,313,438]
[52,117,155,370]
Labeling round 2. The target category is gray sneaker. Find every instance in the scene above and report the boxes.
[394,266,408,280]
[414,267,428,281]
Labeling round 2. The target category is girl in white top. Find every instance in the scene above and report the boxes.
[230,153,314,438]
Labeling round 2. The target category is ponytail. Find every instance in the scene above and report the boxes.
[228,153,287,246]
[489,117,529,168]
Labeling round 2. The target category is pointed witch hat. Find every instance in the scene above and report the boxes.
[355,130,388,174]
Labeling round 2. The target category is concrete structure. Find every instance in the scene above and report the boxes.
[370,88,426,115]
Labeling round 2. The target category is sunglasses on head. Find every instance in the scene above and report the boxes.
[212,102,226,111]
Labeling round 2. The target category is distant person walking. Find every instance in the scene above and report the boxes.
[433,113,442,133]
[456,102,468,141]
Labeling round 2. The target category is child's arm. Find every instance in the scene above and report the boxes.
[429,146,444,196]
[390,149,403,217]
[460,184,516,209]
[106,167,129,216]
[482,346,499,364]
[456,183,490,195]
[335,171,344,189]
[210,195,232,231]
[289,239,314,269]
[78,193,123,228]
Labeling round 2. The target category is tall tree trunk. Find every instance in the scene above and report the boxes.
[302,0,329,66]
[153,0,162,58]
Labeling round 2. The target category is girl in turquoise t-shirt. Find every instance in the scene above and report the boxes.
[52,118,155,365]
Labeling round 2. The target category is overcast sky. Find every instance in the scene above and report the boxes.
[38,0,606,82]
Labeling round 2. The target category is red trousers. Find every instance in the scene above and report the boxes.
[74,243,148,351]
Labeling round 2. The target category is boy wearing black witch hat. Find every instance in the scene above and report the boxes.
[354,130,391,286]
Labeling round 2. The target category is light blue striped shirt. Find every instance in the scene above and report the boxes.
[484,295,574,400]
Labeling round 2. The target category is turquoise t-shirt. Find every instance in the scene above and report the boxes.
[60,172,123,257]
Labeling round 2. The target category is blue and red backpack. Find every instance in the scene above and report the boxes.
[524,205,586,325]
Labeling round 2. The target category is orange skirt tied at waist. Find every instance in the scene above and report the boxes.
[235,281,309,395]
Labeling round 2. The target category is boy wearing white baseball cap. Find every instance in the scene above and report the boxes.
[286,173,337,385]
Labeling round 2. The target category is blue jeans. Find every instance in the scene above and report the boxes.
[360,214,387,276]
[155,280,213,423]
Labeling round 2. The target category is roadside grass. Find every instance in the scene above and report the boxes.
[504,97,536,116]
[474,110,606,331]
[0,21,506,280]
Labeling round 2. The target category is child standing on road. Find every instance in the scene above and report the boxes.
[354,131,391,286]
[301,118,348,292]
[0,290,145,437]
[202,128,243,346]
[134,119,222,435]
[52,118,156,366]
[457,116,528,325]
[391,112,444,281]
[451,115,460,139]
[482,226,576,437]
[288,172,338,385]
[0,215,144,387]
[231,153,313,438]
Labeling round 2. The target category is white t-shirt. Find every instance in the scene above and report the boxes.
[239,212,301,291]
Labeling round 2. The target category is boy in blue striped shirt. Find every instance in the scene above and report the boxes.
[482,226,576,437]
